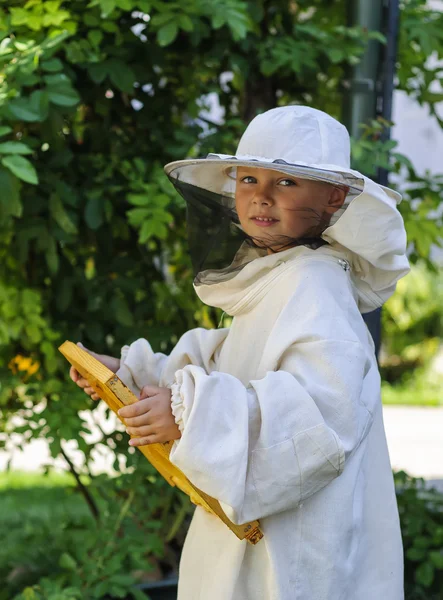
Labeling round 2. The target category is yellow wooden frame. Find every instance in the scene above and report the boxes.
[59,341,263,545]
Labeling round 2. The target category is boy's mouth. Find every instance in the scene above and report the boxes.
[251,216,279,227]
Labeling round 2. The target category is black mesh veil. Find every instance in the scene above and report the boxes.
[165,160,364,286]
[177,180,247,279]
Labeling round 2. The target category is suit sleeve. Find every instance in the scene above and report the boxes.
[115,327,229,396]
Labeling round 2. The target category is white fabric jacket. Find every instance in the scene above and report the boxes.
[117,175,408,599]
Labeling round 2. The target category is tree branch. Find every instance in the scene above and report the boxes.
[60,443,100,522]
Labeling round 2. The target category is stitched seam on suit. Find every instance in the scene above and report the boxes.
[284,382,303,506]
[303,423,341,474]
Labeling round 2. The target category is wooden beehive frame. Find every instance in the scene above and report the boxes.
[59,341,263,545]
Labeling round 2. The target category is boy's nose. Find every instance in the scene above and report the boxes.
[253,191,274,205]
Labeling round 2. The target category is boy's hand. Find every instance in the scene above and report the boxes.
[118,385,181,446]
[69,342,120,401]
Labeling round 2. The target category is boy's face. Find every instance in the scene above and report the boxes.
[235,167,347,252]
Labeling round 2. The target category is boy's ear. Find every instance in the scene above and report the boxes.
[328,186,349,211]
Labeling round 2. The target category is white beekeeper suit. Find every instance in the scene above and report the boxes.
[117,106,409,599]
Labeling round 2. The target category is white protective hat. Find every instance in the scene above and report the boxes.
[164,106,410,312]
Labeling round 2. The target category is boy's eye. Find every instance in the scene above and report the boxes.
[240,175,257,184]
[279,178,296,186]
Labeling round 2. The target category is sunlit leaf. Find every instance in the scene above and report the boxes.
[1,155,38,184]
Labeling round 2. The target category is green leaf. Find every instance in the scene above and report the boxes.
[139,219,167,242]
[368,31,386,44]
[16,72,40,87]
[27,14,44,31]
[88,29,104,46]
[85,256,96,280]
[93,582,110,598]
[8,98,41,122]
[392,152,414,171]
[406,547,426,561]
[59,552,77,571]
[102,20,118,33]
[9,8,29,26]
[127,193,149,206]
[179,15,194,32]
[109,574,136,586]
[127,207,150,226]
[116,0,133,9]
[415,561,434,587]
[29,90,50,122]
[84,13,101,26]
[8,91,49,122]
[49,194,78,234]
[56,278,73,312]
[40,30,71,52]
[84,196,104,230]
[19,587,37,600]
[0,167,22,218]
[157,22,179,47]
[1,155,38,185]
[151,12,176,27]
[100,0,117,18]
[223,7,252,41]
[44,73,71,86]
[327,48,344,63]
[212,14,225,30]
[112,296,134,326]
[88,62,109,84]
[41,58,64,72]
[0,126,13,137]
[138,0,151,11]
[429,550,443,569]
[108,60,136,93]
[130,588,149,600]
[45,236,59,274]
[25,323,42,343]
[42,10,71,28]
[0,142,33,155]
[47,84,81,107]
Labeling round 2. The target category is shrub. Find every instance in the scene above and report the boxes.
[395,471,443,599]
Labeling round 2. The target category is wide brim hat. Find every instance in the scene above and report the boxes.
[164,155,366,196]
[164,106,409,313]
[165,105,368,196]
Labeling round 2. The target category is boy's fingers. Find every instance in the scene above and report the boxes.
[126,425,156,437]
[128,434,160,447]
[121,413,154,427]
[77,342,96,357]
[69,366,99,399]
[75,377,90,389]
[70,366,79,382]
[139,385,161,399]
[118,397,152,419]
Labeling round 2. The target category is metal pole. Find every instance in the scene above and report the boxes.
[378,0,401,187]
[343,0,400,357]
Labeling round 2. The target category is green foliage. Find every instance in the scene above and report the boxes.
[398,0,443,128]
[1,470,191,600]
[351,119,443,267]
[3,471,442,600]
[380,263,443,383]
[395,471,443,599]
[0,0,443,597]
[382,370,443,406]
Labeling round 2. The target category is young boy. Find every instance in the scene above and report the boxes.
[72,106,409,599]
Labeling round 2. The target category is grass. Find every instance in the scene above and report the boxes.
[0,473,92,522]
[381,377,443,407]
[0,470,79,489]
[0,471,97,600]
